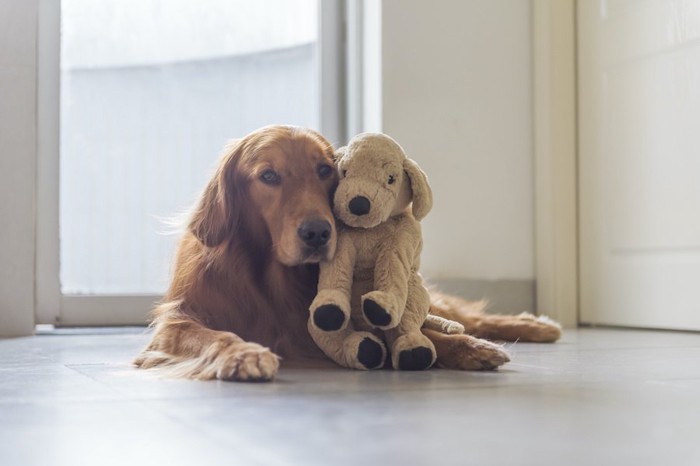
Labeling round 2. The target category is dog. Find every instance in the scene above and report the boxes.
[134,125,561,381]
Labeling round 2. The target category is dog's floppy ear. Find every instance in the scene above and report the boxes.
[189,140,243,247]
[403,158,433,221]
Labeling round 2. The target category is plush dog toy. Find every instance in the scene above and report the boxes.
[308,133,461,371]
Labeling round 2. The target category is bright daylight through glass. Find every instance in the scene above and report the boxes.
[60,0,319,294]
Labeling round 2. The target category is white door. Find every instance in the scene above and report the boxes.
[578,0,700,330]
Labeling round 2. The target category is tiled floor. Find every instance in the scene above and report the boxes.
[1,328,699,466]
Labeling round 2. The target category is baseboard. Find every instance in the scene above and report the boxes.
[428,278,536,316]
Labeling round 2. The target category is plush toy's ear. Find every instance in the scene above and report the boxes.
[333,146,347,164]
[403,158,433,220]
[189,140,242,247]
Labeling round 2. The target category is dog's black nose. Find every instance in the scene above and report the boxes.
[298,219,332,248]
[349,196,371,216]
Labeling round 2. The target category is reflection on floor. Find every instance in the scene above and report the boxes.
[1,328,699,466]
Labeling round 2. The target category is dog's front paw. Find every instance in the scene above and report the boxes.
[361,290,402,329]
[215,342,280,382]
[310,289,351,332]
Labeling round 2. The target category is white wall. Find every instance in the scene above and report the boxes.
[374,0,534,282]
[0,0,37,337]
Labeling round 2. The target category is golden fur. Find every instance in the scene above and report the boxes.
[134,125,561,381]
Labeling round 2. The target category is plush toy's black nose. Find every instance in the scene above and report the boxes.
[349,196,371,216]
[298,219,332,248]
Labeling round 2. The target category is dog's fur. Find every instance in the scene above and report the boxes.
[134,126,561,381]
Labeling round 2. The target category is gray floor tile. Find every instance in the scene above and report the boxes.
[0,400,267,466]
[1,328,699,466]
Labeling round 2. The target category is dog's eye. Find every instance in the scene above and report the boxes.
[260,169,281,185]
[318,164,334,180]
[388,175,396,185]
[341,169,347,178]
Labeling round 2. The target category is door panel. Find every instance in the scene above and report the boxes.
[579,0,700,330]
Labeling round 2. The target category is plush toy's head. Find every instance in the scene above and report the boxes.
[334,133,433,229]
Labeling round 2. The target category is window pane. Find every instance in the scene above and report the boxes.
[60,0,319,294]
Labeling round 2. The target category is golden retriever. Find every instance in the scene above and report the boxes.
[134,125,560,381]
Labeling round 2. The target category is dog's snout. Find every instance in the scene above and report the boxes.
[298,219,332,248]
[349,196,371,216]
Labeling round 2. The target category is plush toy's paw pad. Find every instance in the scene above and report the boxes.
[357,337,385,370]
[363,299,393,327]
[362,291,401,329]
[397,346,435,371]
[313,304,346,331]
[343,332,387,370]
[391,333,437,370]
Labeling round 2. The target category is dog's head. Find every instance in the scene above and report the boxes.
[333,133,432,229]
[188,125,339,266]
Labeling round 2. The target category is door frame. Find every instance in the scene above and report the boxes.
[532,0,578,327]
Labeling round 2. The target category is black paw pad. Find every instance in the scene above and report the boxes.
[397,347,434,371]
[313,304,346,331]
[363,299,392,327]
[357,338,384,369]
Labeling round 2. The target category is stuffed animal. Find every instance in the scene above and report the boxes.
[308,133,462,371]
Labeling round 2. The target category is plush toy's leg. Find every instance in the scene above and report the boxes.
[361,290,404,330]
[307,319,386,370]
[383,274,437,370]
[309,289,352,332]
[359,241,417,330]
[384,330,437,371]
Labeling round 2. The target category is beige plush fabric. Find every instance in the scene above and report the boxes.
[308,133,449,370]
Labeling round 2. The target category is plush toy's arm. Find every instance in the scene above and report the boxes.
[318,233,357,294]
[309,234,357,333]
[361,220,420,329]
[374,234,415,302]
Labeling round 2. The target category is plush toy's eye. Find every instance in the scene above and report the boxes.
[388,175,396,185]
[260,169,281,185]
[318,164,333,180]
